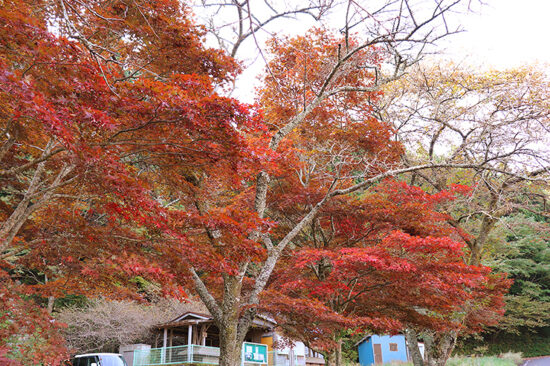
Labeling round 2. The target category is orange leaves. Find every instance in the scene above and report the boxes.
[1,1,260,359]
[261,29,382,114]
[257,30,404,208]
[56,0,239,82]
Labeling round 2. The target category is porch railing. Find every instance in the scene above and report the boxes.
[133,346,307,366]
[133,345,220,366]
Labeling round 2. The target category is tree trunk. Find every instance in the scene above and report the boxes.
[218,321,243,366]
[423,331,457,366]
[47,296,55,314]
[405,329,424,366]
[325,351,336,366]
[324,337,342,366]
[335,338,342,366]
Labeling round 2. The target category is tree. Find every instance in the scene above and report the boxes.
[177,10,475,361]
[2,1,511,365]
[455,210,550,357]
[378,63,550,365]
[126,2,488,364]
[1,0,251,362]
[57,298,205,353]
[263,180,508,366]
[484,212,550,335]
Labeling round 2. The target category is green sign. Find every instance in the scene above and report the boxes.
[242,342,268,364]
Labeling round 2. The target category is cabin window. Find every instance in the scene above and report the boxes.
[389,343,398,352]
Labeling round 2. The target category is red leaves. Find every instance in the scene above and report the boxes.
[266,179,507,347]
[0,270,69,365]
[1,3,510,362]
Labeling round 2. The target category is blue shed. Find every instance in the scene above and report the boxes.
[356,335,408,365]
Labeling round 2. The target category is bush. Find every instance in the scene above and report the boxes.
[56,298,207,353]
[498,352,523,365]
[457,332,550,357]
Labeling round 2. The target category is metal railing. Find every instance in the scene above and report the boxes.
[133,346,310,366]
[134,345,220,366]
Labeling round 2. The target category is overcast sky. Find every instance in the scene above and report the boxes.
[444,0,550,68]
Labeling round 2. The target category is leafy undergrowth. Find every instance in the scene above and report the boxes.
[458,333,550,358]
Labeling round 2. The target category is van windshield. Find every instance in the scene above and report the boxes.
[99,355,127,366]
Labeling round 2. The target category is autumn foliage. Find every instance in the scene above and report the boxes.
[1,0,256,362]
[0,0,509,364]
[262,181,509,352]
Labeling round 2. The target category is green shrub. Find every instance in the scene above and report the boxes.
[457,332,550,357]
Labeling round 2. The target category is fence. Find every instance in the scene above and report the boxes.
[134,345,220,366]
[267,351,305,366]
[133,346,307,366]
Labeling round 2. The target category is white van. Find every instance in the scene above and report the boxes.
[72,353,127,366]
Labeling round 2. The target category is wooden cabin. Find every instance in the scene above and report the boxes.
[152,311,274,349]
[129,311,325,366]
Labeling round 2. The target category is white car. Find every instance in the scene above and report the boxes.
[72,353,127,366]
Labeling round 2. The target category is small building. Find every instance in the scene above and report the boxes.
[152,311,273,349]
[356,335,408,365]
[127,311,324,366]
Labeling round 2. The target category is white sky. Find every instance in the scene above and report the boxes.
[444,0,550,69]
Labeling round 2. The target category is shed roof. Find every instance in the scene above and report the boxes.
[354,334,409,347]
[354,335,372,346]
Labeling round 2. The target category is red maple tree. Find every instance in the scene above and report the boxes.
[1,2,509,365]
[263,181,509,362]
[1,0,256,362]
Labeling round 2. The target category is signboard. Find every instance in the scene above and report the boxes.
[242,342,268,364]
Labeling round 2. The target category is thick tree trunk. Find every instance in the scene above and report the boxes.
[405,329,424,366]
[218,321,243,366]
[423,331,457,366]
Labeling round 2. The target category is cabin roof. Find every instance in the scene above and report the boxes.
[155,311,276,330]
[171,311,212,322]
[354,334,410,347]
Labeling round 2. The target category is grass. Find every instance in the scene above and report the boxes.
[374,354,521,366]
[346,351,523,366]
[447,356,517,366]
